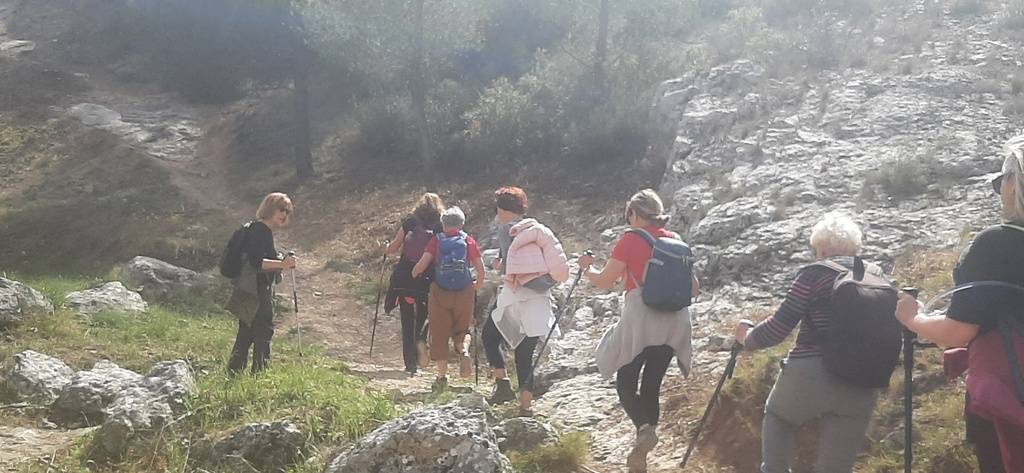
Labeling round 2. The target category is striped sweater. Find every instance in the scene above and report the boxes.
[744,256,855,358]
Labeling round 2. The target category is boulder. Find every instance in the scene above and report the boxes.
[3,350,74,405]
[120,256,217,301]
[64,282,147,316]
[493,418,558,453]
[212,421,306,473]
[50,360,144,427]
[90,387,174,461]
[0,40,36,56]
[141,360,196,414]
[323,395,512,473]
[0,277,54,328]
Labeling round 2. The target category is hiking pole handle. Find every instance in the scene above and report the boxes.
[901,287,918,473]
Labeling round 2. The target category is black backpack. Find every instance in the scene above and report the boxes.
[219,221,254,279]
[811,257,901,388]
[626,229,695,312]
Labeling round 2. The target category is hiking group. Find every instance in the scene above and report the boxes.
[217,135,1024,473]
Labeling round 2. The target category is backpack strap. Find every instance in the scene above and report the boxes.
[623,229,657,289]
[809,257,869,281]
[1002,223,1024,234]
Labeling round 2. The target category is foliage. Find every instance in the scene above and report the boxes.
[509,431,591,473]
[109,0,302,103]
[862,158,932,201]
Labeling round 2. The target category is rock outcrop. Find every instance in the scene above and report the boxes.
[323,394,512,473]
[120,256,217,301]
[212,421,306,473]
[3,350,74,405]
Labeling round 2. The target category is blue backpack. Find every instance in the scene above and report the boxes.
[627,228,694,312]
[435,232,472,291]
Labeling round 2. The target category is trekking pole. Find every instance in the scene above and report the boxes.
[901,287,919,473]
[368,241,389,358]
[680,320,754,469]
[288,251,301,357]
[473,318,480,386]
[527,251,594,387]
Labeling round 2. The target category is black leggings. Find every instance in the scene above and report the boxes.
[616,345,674,428]
[228,290,275,374]
[482,315,539,392]
[967,407,1006,473]
[399,297,428,372]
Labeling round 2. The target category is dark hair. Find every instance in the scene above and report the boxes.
[495,186,528,215]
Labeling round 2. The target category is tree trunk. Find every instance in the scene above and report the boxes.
[291,9,314,181]
[594,0,609,88]
[411,0,434,183]
[293,51,314,181]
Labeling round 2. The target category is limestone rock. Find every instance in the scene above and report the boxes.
[0,278,54,328]
[323,396,512,473]
[3,351,74,405]
[90,387,174,461]
[50,360,144,427]
[213,421,306,473]
[493,418,557,453]
[120,256,217,301]
[64,282,147,316]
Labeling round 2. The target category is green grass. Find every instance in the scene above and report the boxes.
[2,280,396,473]
[509,431,590,473]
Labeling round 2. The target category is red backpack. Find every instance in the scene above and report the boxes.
[401,219,435,264]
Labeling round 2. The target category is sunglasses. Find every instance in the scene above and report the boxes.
[992,174,1005,195]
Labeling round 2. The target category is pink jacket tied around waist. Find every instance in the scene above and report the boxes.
[503,218,570,288]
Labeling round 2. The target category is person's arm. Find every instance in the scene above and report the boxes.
[579,254,626,291]
[692,274,701,298]
[385,227,405,256]
[735,270,821,351]
[895,293,980,348]
[412,253,433,279]
[472,257,486,290]
[262,255,296,271]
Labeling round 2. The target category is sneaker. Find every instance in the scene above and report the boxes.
[431,376,448,393]
[459,353,472,378]
[416,341,429,369]
[487,378,517,405]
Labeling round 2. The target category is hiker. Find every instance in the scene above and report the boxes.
[894,135,1024,473]
[734,212,884,473]
[385,192,444,376]
[227,192,297,375]
[484,186,570,415]
[412,206,486,391]
[579,189,698,473]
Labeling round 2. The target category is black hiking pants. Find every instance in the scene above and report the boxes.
[228,288,274,374]
[616,345,674,428]
[400,296,429,372]
[482,314,539,392]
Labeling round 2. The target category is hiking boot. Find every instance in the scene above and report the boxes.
[488,378,516,405]
[516,407,534,418]
[626,424,657,473]
[459,353,472,378]
[416,341,429,369]
[636,424,658,454]
[431,376,448,393]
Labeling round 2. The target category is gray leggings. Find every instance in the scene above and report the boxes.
[761,357,878,473]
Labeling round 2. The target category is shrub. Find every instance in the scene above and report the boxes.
[1004,95,1024,116]
[951,0,986,17]
[510,431,591,473]
[863,158,930,200]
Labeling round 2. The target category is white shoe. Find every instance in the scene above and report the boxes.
[626,424,657,472]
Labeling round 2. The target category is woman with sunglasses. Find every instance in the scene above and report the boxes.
[228,192,297,375]
[895,135,1024,472]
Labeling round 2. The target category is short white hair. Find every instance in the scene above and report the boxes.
[1003,134,1024,223]
[810,211,862,256]
[441,206,466,230]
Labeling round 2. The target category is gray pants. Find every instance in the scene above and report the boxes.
[761,357,878,473]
